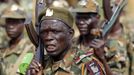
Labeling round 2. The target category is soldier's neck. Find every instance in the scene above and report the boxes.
[9,34,23,49]
[80,34,95,47]
[51,44,71,62]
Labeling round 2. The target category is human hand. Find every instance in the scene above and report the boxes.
[90,39,106,60]
[90,39,105,49]
[26,59,43,75]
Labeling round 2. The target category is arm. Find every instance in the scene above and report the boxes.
[100,57,113,75]
[90,39,113,75]
[26,58,43,75]
[103,0,113,20]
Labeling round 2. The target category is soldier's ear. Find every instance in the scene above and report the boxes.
[68,29,74,40]
[96,14,100,19]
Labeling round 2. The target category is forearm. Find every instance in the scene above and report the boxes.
[101,58,113,75]
[103,0,113,20]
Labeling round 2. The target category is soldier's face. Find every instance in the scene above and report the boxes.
[76,14,99,36]
[5,18,24,38]
[40,20,73,56]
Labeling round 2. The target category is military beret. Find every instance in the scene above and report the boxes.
[38,7,74,28]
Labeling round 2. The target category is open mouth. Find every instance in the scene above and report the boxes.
[46,45,56,52]
[80,29,88,31]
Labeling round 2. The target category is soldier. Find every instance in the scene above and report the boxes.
[0,4,35,75]
[102,0,129,75]
[26,7,75,75]
[72,0,113,75]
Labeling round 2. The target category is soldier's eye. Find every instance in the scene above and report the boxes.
[40,31,47,35]
[53,30,61,34]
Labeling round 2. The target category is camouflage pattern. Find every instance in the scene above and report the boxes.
[1,4,26,19]
[128,33,134,75]
[105,29,129,75]
[0,27,9,49]
[51,0,69,8]
[121,20,134,75]
[42,45,105,75]
[0,2,9,15]
[72,40,106,75]
[119,7,134,75]
[0,3,7,26]
[42,47,76,75]
[0,36,35,75]
[0,1,35,75]
[70,0,99,13]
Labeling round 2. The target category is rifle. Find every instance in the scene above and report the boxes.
[25,16,38,47]
[101,0,127,38]
[35,0,46,68]
[25,0,46,69]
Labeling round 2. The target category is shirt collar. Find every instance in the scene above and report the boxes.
[51,48,76,73]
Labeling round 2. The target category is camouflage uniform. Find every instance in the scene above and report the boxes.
[104,23,129,75]
[0,27,9,49]
[73,41,106,75]
[127,32,134,75]
[0,4,35,75]
[70,0,106,75]
[105,38,129,75]
[101,0,129,75]
[119,4,134,74]
[43,47,77,75]
[42,46,105,75]
[0,37,34,75]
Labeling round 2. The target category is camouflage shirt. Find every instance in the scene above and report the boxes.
[105,29,129,75]
[0,27,9,49]
[42,43,106,75]
[0,37,35,75]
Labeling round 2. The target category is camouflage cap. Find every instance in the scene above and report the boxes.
[38,7,74,28]
[70,0,99,13]
[1,4,25,19]
[51,0,69,8]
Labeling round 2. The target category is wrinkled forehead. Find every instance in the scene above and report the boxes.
[40,19,69,29]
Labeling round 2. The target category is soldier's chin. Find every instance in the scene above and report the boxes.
[8,34,17,38]
[47,51,59,56]
[80,32,88,35]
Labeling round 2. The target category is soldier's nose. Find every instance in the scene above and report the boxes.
[9,25,14,28]
[80,20,84,24]
[45,33,54,41]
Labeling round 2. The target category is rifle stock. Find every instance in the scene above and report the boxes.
[25,19,38,47]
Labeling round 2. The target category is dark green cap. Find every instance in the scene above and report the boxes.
[38,7,74,28]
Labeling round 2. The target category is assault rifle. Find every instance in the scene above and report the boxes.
[101,0,127,38]
[25,0,46,69]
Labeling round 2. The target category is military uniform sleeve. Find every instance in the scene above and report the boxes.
[105,39,128,75]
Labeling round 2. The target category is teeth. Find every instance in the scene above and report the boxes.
[47,45,55,51]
